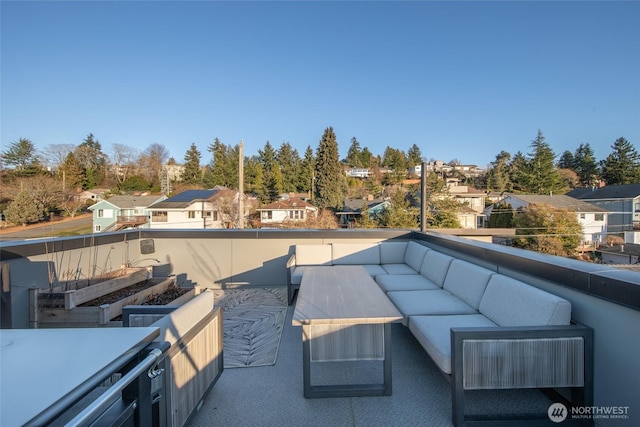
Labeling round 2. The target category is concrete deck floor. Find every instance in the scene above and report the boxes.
[187,288,554,427]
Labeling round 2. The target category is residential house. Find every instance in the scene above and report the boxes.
[88,194,166,233]
[567,183,640,234]
[77,188,110,204]
[337,196,391,228]
[147,187,246,229]
[486,194,609,244]
[345,168,371,178]
[256,197,317,227]
[597,243,640,265]
[447,179,487,228]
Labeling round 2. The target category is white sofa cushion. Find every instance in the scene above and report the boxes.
[419,250,455,288]
[332,243,381,265]
[442,260,494,310]
[376,274,440,294]
[409,314,498,374]
[479,275,572,326]
[296,244,333,266]
[379,241,408,264]
[381,263,419,275]
[388,290,478,325]
[333,264,387,278]
[404,241,429,272]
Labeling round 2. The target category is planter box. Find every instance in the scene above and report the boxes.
[31,276,178,328]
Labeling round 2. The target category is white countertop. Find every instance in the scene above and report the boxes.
[0,327,159,426]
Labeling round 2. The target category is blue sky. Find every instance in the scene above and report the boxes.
[2,1,639,169]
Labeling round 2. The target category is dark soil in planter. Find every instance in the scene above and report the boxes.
[79,280,187,306]
[142,285,190,305]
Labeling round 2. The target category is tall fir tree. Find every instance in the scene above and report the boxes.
[486,151,511,192]
[407,144,422,168]
[181,143,203,185]
[276,142,300,193]
[346,137,362,168]
[573,143,600,187]
[601,137,640,185]
[557,151,575,170]
[204,138,228,188]
[314,127,345,210]
[528,130,564,195]
[75,133,107,188]
[299,146,315,195]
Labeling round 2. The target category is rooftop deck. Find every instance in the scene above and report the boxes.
[187,290,555,426]
[1,229,639,426]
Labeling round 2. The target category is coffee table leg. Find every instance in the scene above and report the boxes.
[301,323,392,398]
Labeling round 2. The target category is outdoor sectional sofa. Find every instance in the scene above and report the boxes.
[287,241,593,425]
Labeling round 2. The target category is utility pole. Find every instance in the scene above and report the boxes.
[420,161,427,233]
[238,140,244,229]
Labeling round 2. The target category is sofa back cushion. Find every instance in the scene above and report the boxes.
[380,241,408,264]
[479,275,571,326]
[442,260,493,309]
[404,241,429,272]
[295,244,333,266]
[332,243,381,265]
[419,250,454,288]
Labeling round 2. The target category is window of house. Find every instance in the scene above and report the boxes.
[580,213,586,219]
[97,209,104,218]
[290,210,302,220]
[152,211,168,222]
[262,211,272,220]
[595,213,604,221]
[95,225,101,232]
[188,211,197,219]
[213,211,218,221]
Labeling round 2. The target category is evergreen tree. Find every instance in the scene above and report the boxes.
[258,141,278,200]
[299,146,315,195]
[314,127,346,210]
[346,137,362,167]
[5,191,46,227]
[2,138,40,173]
[407,144,422,168]
[528,130,564,195]
[377,190,419,228]
[60,152,84,190]
[253,163,268,203]
[381,146,407,185]
[205,138,228,187]
[268,164,284,200]
[601,137,640,185]
[225,144,240,189]
[75,133,107,188]
[181,143,203,185]
[509,151,531,193]
[486,151,511,192]
[557,151,574,170]
[276,142,300,193]
[360,147,373,168]
[573,143,600,187]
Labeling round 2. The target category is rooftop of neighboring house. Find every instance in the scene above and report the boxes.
[148,187,231,210]
[597,242,640,257]
[567,183,640,200]
[257,197,317,211]
[503,194,610,213]
[339,197,389,214]
[88,194,166,210]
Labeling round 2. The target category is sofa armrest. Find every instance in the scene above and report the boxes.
[450,323,593,426]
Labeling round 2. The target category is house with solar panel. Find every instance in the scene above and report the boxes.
[147,187,246,229]
[88,194,167,233]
